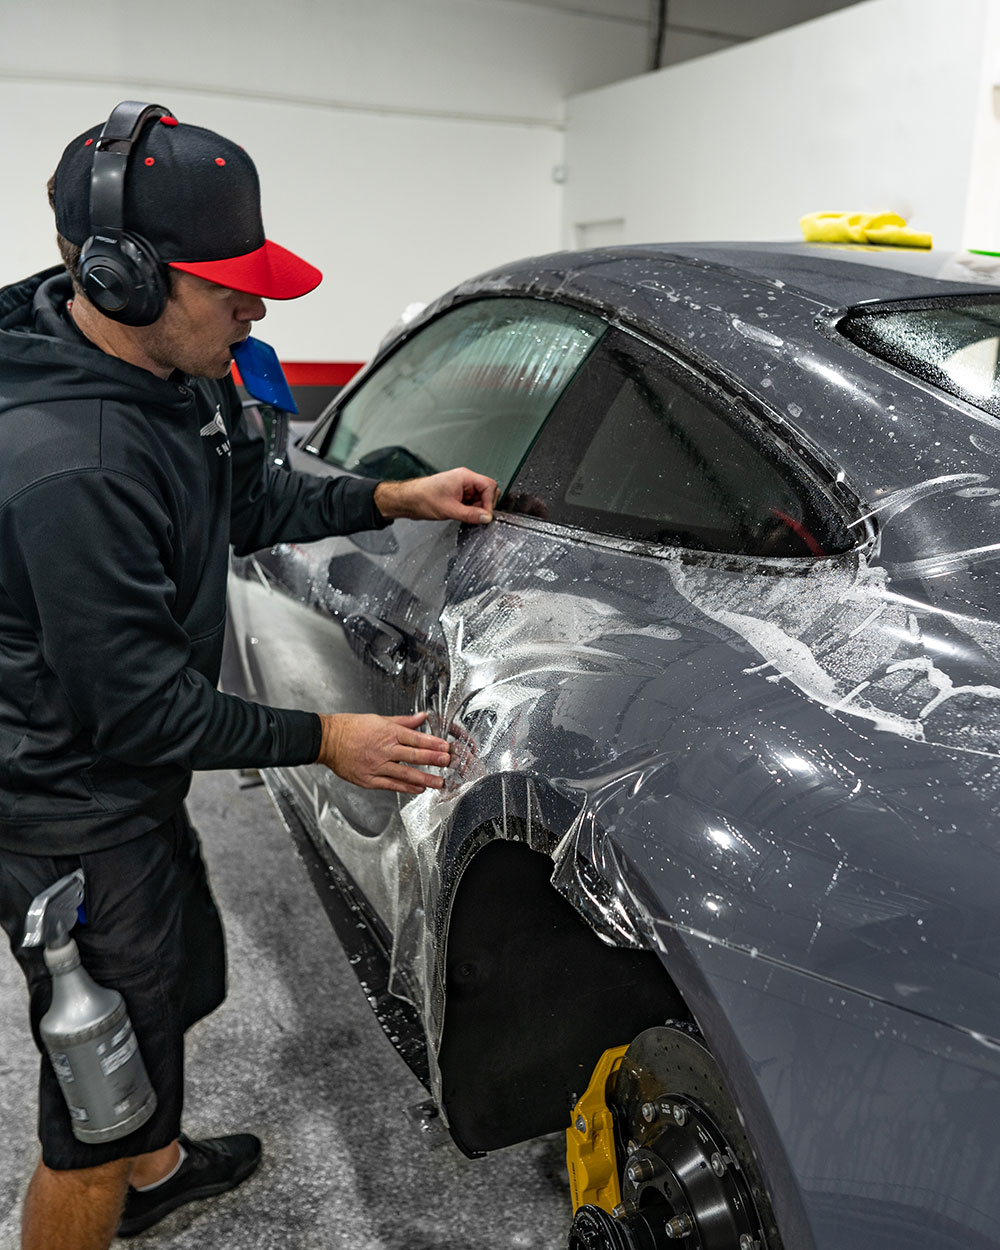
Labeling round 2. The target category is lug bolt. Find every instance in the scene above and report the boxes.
[613,1200,638,1219]
[739,1237,758,1250]
[627,1138,639,1154]
[665,1213,695,1238]
[575,1115,587,1134]
[641,1101,659,1123]
[672,1104,689,1127]
[626,1157,658,1183]
[711,1151,728,1176]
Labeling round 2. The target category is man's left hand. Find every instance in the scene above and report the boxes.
[374,468,500,525]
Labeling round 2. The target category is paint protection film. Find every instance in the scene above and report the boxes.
[233,249,1000,1148]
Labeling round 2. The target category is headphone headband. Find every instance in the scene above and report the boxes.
[80,100,173,325]
[89,102,170,234]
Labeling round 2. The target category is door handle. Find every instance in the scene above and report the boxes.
[344,613,407,676]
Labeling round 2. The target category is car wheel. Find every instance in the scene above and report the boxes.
[568,1023,783,1250]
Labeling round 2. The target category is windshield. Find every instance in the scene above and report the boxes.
[841,297,1000,416]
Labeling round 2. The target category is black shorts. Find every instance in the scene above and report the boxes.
[0,807,226,1170]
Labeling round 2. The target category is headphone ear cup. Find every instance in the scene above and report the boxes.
[80,232,168,327]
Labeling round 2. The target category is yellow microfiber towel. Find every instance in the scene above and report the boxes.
[799,210,932,249]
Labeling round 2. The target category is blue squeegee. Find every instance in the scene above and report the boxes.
[231,336,299,414]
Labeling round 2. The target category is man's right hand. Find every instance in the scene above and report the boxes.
[316,711,451,794]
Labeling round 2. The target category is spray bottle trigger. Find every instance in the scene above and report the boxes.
[21,869,85,949]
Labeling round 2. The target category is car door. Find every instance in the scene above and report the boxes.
[229,295,607,919]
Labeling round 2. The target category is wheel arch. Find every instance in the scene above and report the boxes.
[436,808,690,1157]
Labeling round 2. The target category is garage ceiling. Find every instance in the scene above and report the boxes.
[505,0,863,67]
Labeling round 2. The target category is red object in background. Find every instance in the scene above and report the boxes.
[232,359,366,422]
[231,360,365,388]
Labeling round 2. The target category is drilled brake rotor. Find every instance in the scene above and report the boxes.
[568,1025,782,1250]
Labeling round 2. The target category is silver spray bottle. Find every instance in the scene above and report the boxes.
[22,869,157,1142]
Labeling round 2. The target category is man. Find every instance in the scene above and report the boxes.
[0,103,498,1250]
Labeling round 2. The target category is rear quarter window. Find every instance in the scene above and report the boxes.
[505,330,854,559]
[840,296,1000,416]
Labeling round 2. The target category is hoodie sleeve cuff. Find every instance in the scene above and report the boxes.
[344,476,394,530]
[278,709,324,765]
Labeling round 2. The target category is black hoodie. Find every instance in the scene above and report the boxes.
[0,268,386,854]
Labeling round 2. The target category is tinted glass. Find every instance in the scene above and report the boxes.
[322,298,605,487]
[507,333,852,557]
[841,298,1000,416]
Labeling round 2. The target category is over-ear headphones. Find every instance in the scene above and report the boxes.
[79,101,173,326]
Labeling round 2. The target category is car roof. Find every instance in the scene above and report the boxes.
[465,241,1000,312]
[652,242,1000,305]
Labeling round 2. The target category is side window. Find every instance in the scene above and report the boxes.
[506,333,853,558]
[319,298,605,489]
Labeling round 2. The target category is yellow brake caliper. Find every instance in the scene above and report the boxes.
[565,1044,629,1215]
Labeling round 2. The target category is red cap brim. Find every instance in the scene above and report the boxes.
[169,239,322,299]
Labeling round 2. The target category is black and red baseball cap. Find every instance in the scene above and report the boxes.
[53,111,322,300]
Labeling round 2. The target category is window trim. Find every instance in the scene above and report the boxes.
[492,508,840,578]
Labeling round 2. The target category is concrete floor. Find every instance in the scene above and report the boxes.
[0,770,571,1249]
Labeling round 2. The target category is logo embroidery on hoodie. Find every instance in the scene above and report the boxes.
[199,406,231,457]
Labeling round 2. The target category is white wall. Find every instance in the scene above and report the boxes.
[0,0,647,360]
[563,0,991,253]
[965,0,1000,252]
[6,0,993,362]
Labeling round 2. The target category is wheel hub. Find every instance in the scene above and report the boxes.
[568,1202,670,1250]
[617,1095,761,1248]
[568,1026,777,1250]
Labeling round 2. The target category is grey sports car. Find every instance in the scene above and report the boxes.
[223,241,1000,1250]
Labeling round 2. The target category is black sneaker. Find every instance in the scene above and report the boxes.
[117,1132,262,1237]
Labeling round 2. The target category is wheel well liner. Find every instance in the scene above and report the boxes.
[438,837,688,1155]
